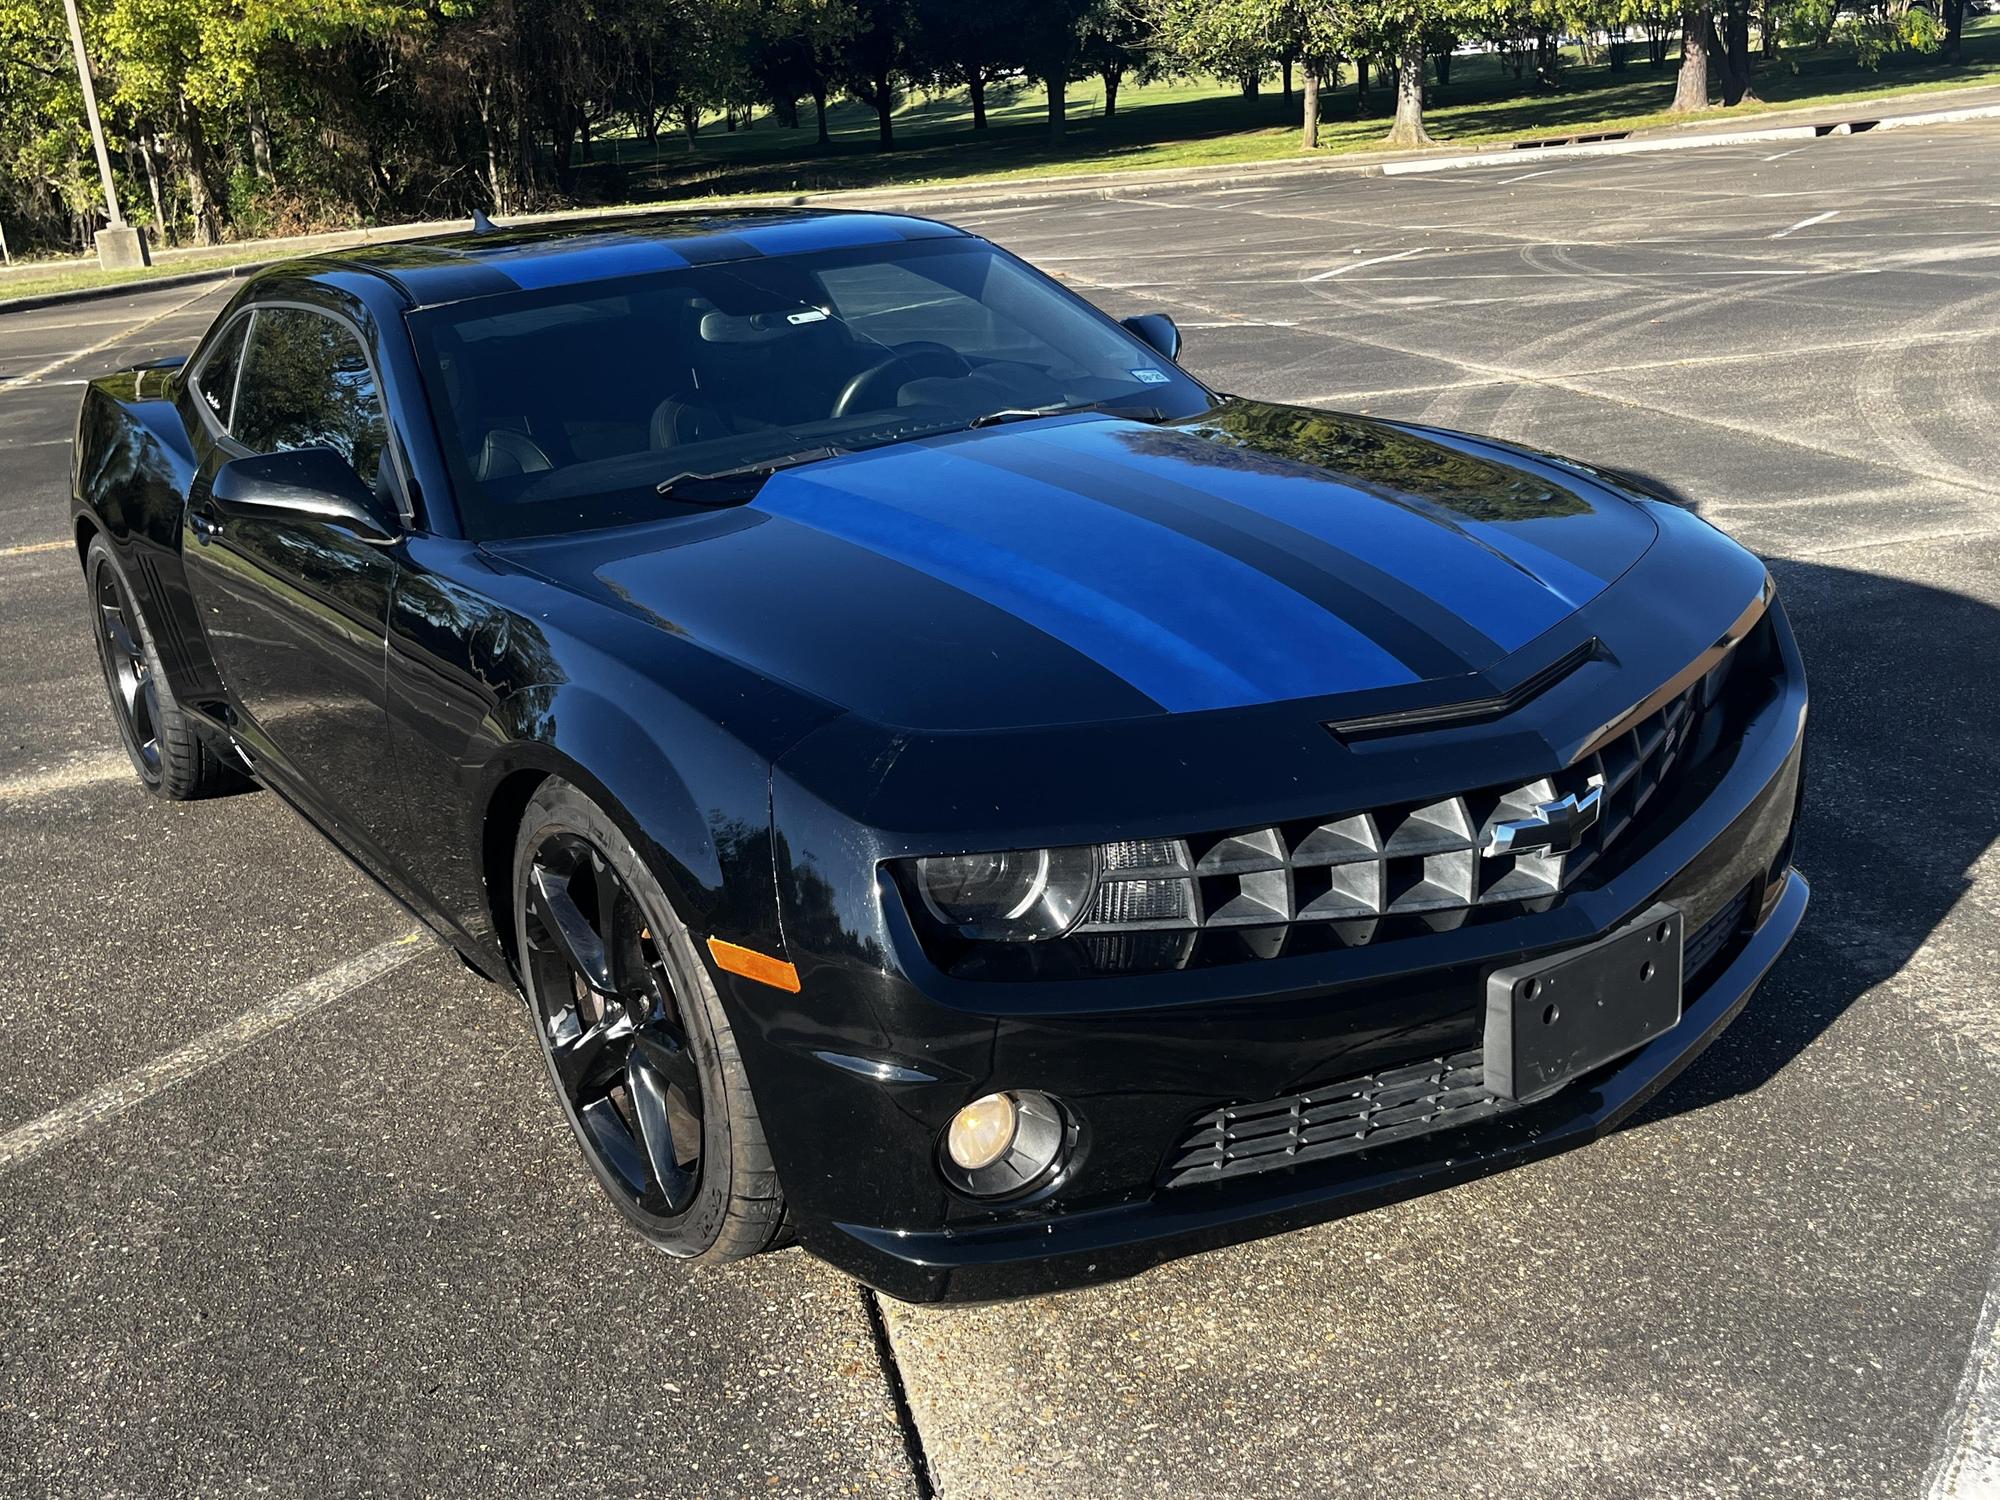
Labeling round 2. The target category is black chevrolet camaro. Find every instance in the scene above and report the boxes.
[69,209,1806,1302]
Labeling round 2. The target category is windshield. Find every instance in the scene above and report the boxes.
[408,236,1212,540]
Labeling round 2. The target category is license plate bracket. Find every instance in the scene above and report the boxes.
[1484,902,1684,1104]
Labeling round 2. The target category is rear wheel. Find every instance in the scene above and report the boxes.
[512,779,786,1262]
[85,535,246,800]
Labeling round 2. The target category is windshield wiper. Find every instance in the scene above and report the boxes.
[966,399,1168,430]
[655,444,844,500]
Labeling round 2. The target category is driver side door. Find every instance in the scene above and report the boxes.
[179,301,406,862]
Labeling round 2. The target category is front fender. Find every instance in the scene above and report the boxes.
[475,682,758,940]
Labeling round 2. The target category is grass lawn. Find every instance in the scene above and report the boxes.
[5,17,1997,306]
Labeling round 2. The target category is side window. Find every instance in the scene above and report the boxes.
[192,314,250,427]
[232,306,391,489]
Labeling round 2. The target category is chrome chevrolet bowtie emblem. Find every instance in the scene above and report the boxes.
[1483,782,1604,859]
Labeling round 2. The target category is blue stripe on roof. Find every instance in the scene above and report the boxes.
[478,234,692,290]
[732,216,919,256]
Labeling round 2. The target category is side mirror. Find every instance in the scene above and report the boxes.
[1120,313,1181,363]
[210,447,396,543]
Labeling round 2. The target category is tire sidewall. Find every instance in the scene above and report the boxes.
[84,536,166,792]
[511,779,736,1259]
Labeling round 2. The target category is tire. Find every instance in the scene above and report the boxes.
[511,777,787,1263]
[85,535,249,801]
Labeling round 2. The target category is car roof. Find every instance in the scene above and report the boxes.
[287,207,969,309]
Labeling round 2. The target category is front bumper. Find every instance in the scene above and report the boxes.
[828,869,1805,1302]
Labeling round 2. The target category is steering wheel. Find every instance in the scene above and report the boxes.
[831,343,973,418]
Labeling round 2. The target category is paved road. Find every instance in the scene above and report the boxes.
[3,123,1998,1499]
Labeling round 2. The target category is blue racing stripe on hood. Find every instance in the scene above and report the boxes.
[1081,422,1585,647]
[756,453,1423,713]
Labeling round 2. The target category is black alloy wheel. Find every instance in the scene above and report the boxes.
[84,535,246,801]
[93,561,163,783]
[512,779,786,1262]
[523,830,706,1215]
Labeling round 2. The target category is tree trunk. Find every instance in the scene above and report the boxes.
[1102,69,1120,117]
[1672,6,1710,113]
[874,65,895,150]
[1386,42,1431,147]
[1301,67,1321,148]
[1282,55,1294,102]
[683,103,699,150]
[1240,71,1260,98]
[1715,5,1757,105]
[1945,0,1966,62]
[1609,33,1629,72]
[1356,57,1370,104]
[248,103,274,182]
[476,84,505,213]
[141,133,169,242]
[1047,71,1067,141]
[813,84,830,146]
[1435,48,1453,86]
[969,72,988,130]
[176,99,221,245]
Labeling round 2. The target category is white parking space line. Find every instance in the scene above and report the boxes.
[0,284,214,395]
[0,753,133,803]
[1771,209,1841,239]
[1306,248,1427,281]
[0,931,429,1173]
[1498,168,1563,185]
[1764,147,1811,162]
[1928,1257,2000,1499]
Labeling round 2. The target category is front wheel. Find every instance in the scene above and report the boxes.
[85,535,247,800]
[511,778,787,1263]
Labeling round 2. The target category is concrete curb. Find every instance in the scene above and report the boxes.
[6,88,1998,314]
[1382,100,2000,175]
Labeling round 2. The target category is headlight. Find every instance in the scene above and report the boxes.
[915,845,1099,941]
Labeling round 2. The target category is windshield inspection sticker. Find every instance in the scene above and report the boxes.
[1130,368,1170,384]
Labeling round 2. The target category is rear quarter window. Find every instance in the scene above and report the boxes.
[191,315,250,427]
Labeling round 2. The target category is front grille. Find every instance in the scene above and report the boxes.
[1080,680,1706,945]
[1160,886,1758,1190]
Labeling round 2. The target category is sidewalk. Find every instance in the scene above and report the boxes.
[7,78,2000,314]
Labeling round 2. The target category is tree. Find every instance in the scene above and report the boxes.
[1671,3,1710,110]
[908,0,1014,130]
[835,0,906,149]
[1018,0,1096,141]
[1154,0,1356,150]
[1077,1,1149,118]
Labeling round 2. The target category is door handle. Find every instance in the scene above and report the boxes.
[190,506,224,543]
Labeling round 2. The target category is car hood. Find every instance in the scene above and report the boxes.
[492,401,1658,734]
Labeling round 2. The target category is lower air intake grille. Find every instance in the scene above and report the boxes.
[1162,1050,1510,1189]
[1160,887,1756,1190]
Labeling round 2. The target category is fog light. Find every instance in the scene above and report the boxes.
[938,1090,1069,1198]
[946,1093,1018,1170]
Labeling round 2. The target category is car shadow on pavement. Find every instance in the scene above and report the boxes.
[1606,474,2000,1124]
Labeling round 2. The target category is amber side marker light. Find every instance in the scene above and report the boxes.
[706,936,802,994]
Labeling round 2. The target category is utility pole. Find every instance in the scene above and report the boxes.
[60,0,149,269]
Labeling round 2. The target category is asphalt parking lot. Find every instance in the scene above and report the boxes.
[4,122,1999,1499]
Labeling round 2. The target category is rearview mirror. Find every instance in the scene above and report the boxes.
[210,448,396,543]
[1120,313,1181,363]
